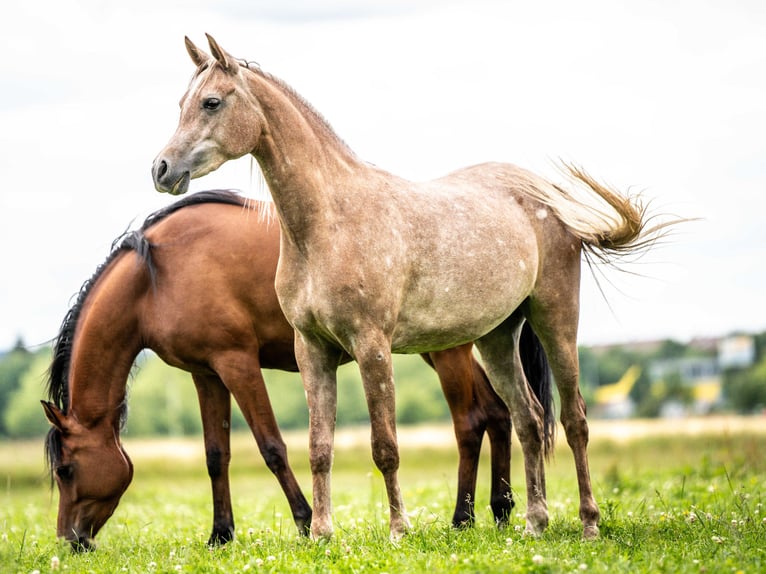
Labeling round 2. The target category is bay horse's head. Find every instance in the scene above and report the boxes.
[42,402,134,552]
[152,34,265,195]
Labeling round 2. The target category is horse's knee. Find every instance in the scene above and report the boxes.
[309,441,334,475]
[561,413,590,448]
[206,447,230,479]
[514,416,544,451]
[259,439,288,474]
[455,423,483,455]
[370,436,399,474]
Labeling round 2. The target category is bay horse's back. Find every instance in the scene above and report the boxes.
[135,194,297,371]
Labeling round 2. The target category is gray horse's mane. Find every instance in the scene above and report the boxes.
[239,60,357,158]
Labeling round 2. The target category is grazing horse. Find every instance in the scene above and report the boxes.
[152,35,672,541]
[42,190,553,551]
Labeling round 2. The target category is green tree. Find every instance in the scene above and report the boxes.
[4,353,51,438]
[393,355,450,425]
[126,355,203,436]
[723,354,766,414]
[0,341,33,436]
[263,369,309,429]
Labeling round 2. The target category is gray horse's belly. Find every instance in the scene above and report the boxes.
[390,260,535,353]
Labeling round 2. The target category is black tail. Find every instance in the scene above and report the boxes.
[519,321,555,459]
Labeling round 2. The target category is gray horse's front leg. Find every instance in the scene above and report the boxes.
[355,334,411,541]
[295,333,341,540]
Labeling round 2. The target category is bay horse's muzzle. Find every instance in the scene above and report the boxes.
[68,534,96,553]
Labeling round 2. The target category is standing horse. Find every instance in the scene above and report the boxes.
[152,35,671,540]
[43,190,552,550]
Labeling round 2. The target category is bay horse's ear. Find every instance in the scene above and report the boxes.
[41,400,68,433]
[205,33,237,72]
[185,36,210,67]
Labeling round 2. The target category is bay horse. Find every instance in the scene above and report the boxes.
[152,35,673,541]
[42,189,553,551]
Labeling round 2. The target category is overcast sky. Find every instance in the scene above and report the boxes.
[1,0,764,351]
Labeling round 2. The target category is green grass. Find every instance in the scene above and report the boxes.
[1,420,765,573]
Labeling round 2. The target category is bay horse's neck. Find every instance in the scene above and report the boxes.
[66,284,141,431]
[245,70,368,249]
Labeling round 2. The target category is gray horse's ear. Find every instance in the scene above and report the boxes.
[41,400,67,433]
[185,36,210,67]
[205,33,236,72]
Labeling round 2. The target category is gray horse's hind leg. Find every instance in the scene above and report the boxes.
[525,295,600,540]
[475,313,549,536]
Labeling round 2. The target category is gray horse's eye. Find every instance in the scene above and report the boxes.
[203,97,221,111]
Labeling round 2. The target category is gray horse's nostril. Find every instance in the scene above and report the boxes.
[155,159,168,180]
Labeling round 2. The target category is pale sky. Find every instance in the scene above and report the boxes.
[1,0,764,351]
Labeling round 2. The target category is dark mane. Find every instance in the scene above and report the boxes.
[44,189,249,474]
[138,188,249,232]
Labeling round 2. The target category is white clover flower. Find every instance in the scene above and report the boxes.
[711,535,724,544]
[505,537,513,546]
[51,556,60,570]
[174,566,182,572]
[532,554,544,565]
[267,555,276,562]
[450,554,458,563]
[687,512,697,524]
[579,564,588,570]
[255,558,264,567]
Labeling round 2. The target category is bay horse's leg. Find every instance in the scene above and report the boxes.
[473,358,514,527]
[526,298,600,539]
[427,344,513,528]
[293,333,343,541]
[475,313,549,537]
[212,355,312,536]
[192,373,235,545]
[354,333,411,540]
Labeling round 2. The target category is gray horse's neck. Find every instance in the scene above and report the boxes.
[245,70,367,250]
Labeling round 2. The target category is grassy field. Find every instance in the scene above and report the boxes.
[1,417,764,573]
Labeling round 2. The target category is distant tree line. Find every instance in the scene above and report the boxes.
[1,331,765,439]
[0,338,452,439]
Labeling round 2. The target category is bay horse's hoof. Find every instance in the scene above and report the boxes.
[207,527,234,547]
[295,516,312,537]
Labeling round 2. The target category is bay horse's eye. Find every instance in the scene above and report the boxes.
[56,465,74,482]
[203,97,221,111]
